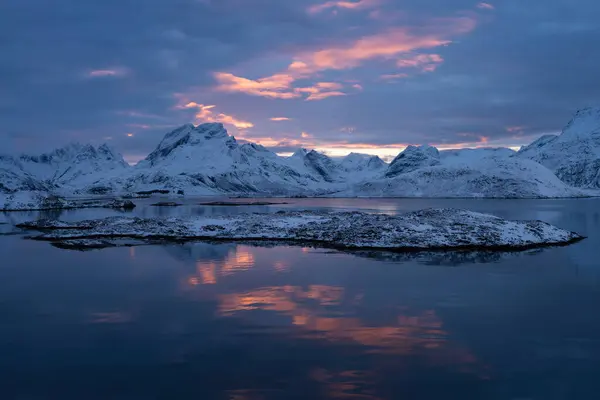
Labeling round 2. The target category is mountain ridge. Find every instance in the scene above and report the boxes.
[2,107,599,200]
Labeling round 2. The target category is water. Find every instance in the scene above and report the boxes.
[1,198,600,400]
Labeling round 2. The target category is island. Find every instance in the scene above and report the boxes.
[17,208,583,251]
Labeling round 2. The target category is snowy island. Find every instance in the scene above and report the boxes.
[17,209,583,251]
[2,107,600,209]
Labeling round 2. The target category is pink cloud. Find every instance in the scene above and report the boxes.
[308,0,381,15]
[299,29,450,72]
[178,102,254,130]
[213,15,476,100]
[214,73,349,101]
[270,117,292,121]
[213,72,300,99]
[476,2,495,10]
[305,91,347,101]
[86,67,129,78]
[397,54,444,72]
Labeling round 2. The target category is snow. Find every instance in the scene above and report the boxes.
[439,147,516,166]
[17,209,583,251]
[517,107,600,188]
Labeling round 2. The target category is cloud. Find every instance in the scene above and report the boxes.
[305,91,347,101]
[3,0,600,157]
[213,17,474,101]
[308,0,381,15]
[214,72,350,101]
[380,73,409,80]
[214,72,300,99]
[301,132,313,138]
[476,3,495,10]
[396,54,444,72]
[293,27,457,72]
[178,102,254,130]
[86,67,129,79]
[270,117,292,121]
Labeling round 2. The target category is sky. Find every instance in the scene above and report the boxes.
[1,0,599,162]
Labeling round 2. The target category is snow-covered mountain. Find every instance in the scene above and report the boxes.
[517,107,600,188]
[0,155,50,193]
[344,147,584,198]
[286,148,343,183]
[386,145,441,177]
[92,123,331,196]
[2,115,597,201]
[16,143,129,190]
[339,153,386,172]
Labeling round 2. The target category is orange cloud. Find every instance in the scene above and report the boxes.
[301,132,313,139]
[270,117,292,121]
[476,2,494,10]
[214,72,300,99]
[214,72,349,101]
[179,102,254,130]
[308,0,381,14]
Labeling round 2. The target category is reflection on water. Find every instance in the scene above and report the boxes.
[179,245,256,286]
[1,198,600,399]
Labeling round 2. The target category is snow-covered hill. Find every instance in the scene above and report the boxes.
[344,148,584,198]
[517,107,600,188]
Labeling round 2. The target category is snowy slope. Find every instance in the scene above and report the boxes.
[440,147,515,166]
[517,107,600,188]
[344,148,584,198]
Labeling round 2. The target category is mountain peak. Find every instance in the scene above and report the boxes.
[291,148,309,158]
[386,145,440,177]
[143,123,236,167]
[562,106,600,138]
[193,122,227,137]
